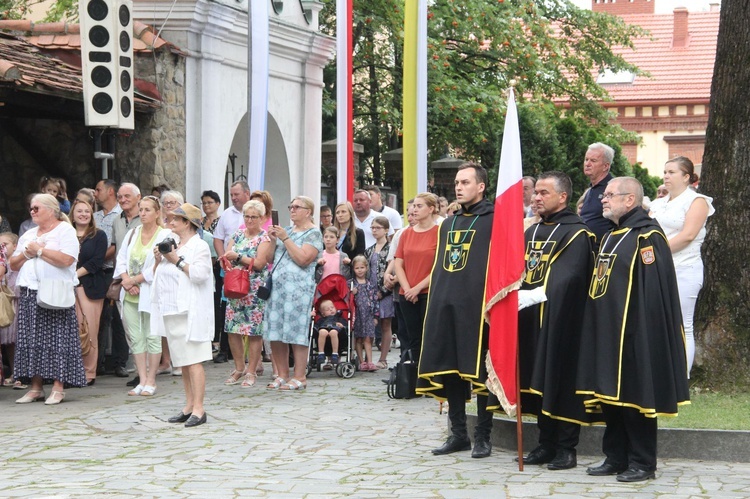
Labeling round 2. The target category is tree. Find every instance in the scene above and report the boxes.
[695,2,750,388]
[1,0,76,21]
[319,0,645,184]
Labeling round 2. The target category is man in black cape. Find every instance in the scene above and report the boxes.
[417,162,494,459]
[577,177,690,482]
[516,171,596,471]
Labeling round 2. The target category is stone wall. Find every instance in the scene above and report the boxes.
[117,50,187,194]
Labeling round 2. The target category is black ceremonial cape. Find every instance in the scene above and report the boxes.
[417,198,494,400]
[518,208,597,424]
[576,208,690,416]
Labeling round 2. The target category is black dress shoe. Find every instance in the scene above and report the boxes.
[471,439,492,459]
[126,376,140,387]
[586,461,628,476]
[185,413,207,427]
[213,353,228,364]
[114,366,129,378]
[547,450,576,470]
[520,445,556,465]
[168,411,192,423]
[431,435,472,455]
[616,467,655,482]
[86,379,96,386]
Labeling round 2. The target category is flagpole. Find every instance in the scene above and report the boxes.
[516,338,524,471]
[336,0,353,203]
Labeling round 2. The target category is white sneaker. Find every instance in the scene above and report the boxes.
[392,338,401,349]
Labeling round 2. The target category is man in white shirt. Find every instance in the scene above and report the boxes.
[353,189,380,248]
[212,180,251,363]
[365,185,402,236]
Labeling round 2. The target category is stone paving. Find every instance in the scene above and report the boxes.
[1,349,749,497]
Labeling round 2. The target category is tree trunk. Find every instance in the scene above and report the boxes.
[695,2,750,388]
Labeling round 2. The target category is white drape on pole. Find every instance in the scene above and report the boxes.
[248,0,269,189]
[336,0,352,203]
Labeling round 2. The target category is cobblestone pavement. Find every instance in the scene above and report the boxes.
[1,349,749,497]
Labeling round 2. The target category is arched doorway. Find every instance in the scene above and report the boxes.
[226,113,291,225]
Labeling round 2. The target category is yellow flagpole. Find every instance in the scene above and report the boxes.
[402,0,418,214]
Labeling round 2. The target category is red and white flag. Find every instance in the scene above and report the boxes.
[484,88,525,417]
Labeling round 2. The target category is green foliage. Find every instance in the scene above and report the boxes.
[319,0,645,185]
[632,162,661,200]
[488,103,637,203]
[0,0,76,21]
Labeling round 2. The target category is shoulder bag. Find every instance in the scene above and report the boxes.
[0,276,14,328]
[106,229,136,301]
[35,258,75,310]
[76,296,91,356]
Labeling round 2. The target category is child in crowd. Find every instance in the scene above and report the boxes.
[349,256,379,372]
[315,226,351,282]
[0,233,19,387]
[40,177,70,214]
[313,299,345,368]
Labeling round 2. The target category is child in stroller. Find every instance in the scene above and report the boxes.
[313,299,345,368]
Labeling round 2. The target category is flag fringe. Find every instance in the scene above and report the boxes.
[484,276,523,322]
[485,351,517,418]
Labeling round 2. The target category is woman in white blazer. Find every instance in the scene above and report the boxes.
[151,204,214,428]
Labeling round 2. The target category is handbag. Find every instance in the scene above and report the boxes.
[35,259,75,310]
[223,267,250,299]
[106,229,136,301]
[257,242,290,301]
[387,349,418,399]
[0,279,14,328]
[106,278,122,301]
[256,273,272,301]
[76,297,91,357]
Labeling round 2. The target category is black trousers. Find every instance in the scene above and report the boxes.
[444,374,493,441]
[398,294,428,365]
[538,413,580,454]
[601,404,657,472]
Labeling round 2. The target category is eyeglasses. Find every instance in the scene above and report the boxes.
[602,192,630,200]
[163,200,179,206]
[29,206,41,213]
[288,204,309,211]
[371,225,385,230]
[244,215,260,220]
[320,214,332,218]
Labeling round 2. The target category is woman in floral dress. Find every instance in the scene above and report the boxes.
[222,200,274,387]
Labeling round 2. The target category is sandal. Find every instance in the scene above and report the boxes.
[279,378,307,391]
[45,390,66,405]
[241,373,257,388]
[224,370,243,385]
[376,360,388,370]
[267,377,286,390]
[13,380,27,390]
[128,385,144,396]
[141,385,157,396]
[16,389,45,404]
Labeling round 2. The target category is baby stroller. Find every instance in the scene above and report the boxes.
[307,273,356,379]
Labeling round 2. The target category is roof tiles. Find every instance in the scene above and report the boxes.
[0,19,181,110]
[600,11,719,104]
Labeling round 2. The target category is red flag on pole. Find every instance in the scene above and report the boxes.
[484,87,525,417]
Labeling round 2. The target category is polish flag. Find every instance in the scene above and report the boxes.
[484,88,525,417]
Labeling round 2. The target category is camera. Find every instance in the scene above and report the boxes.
[157,238,177,254]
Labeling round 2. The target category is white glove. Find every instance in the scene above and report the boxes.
[518,287,547,311]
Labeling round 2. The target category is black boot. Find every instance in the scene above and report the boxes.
[432,435,472,455]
